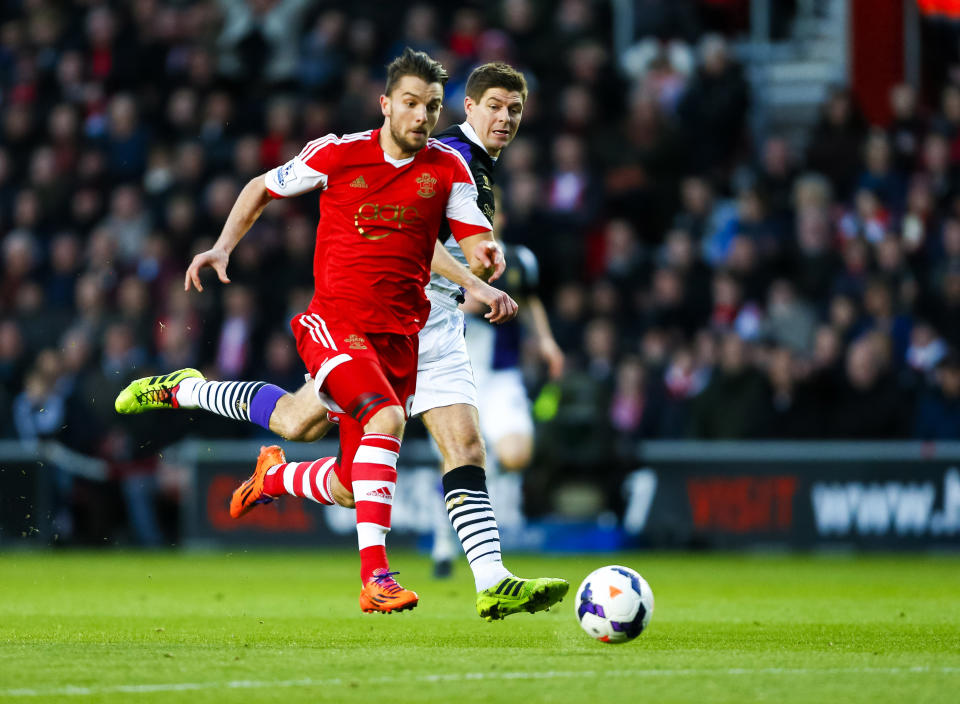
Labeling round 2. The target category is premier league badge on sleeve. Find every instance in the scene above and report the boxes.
[276,162,298,187]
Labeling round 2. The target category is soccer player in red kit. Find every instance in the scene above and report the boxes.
[147,49,508,613]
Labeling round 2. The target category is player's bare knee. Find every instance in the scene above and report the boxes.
[423,405,486,471]
[268,414,295,439]
[444,432,485,469]
[496,435,533,472]
[270,414,308,440]
[363,404,405,438]
[298,418,336,442]
[331,476,355,508]
[499,452,531,472]
[463,435,486,468]
[270,395,330,440]
[267,395,303,439]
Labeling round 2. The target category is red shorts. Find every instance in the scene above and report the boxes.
[290,310,418,419]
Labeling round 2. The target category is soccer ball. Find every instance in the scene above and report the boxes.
[575,565,654,644]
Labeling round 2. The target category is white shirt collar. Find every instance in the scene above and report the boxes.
[377,128,416,168]
[459,121,497,162]
[383,152,415,168]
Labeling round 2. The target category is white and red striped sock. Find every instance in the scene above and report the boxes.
[262,457,336,505]
[352,433,400,584]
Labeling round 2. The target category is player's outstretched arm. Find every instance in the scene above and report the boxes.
[524,295,565,379]
[456,232,506,282]
[185,174,274,291]
[431,240,518,324]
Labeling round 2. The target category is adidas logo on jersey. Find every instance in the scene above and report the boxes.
[367,486,393,500]
[350,175,368,188]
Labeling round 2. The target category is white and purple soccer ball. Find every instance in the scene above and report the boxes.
[575,565,654,644]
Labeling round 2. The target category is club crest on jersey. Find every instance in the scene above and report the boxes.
[479,173,493,191]
[344,334,368,350]
[416,172,438,198]
[276,162,297,187]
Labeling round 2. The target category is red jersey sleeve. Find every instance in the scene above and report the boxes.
[264,134,342,198]
[442,149,493,241]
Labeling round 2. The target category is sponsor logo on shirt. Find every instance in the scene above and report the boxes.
[350,175,368,188]
[353,203,421,240]
[416,172,438,198]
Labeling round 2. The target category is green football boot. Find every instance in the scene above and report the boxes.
[114,368,204,414]
[476,576,569,621]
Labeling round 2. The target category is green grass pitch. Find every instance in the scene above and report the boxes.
[0,551,958,703]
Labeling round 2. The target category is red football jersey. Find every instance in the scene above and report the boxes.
[264,129,491,334]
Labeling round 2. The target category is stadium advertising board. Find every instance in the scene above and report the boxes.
[179,439,499,548]
[624,442,960,548]
[181,440,441,547]
[180,441,960,550]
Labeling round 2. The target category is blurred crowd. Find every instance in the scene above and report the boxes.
[3,0,960,539]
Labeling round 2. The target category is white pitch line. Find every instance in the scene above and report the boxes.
[2,666,959,698]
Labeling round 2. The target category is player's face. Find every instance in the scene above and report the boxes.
[381,76,444,157]
[464,88,524,158]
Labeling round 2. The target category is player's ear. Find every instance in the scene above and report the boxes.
[379,94,391,118]
[464,95,475,116]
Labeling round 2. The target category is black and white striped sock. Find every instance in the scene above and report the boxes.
[179,379,265,422]
[442,465,512,591]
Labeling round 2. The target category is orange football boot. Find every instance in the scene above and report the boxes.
[359,570,419,614]
[229,445,286,519]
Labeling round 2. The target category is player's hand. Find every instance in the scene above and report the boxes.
[539,337,565,379]
[469,281,518,324]
[472,240,506,282]
[185,248,231,292]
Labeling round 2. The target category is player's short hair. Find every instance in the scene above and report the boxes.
[465,63,528,104]
[385,48,448,95]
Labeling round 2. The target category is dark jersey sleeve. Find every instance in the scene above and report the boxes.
[501,244,539,299]
[470,159,496,228]
[435,127,496,241]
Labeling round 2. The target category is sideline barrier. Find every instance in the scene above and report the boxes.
[0,441,50,544]
[173,439,441,548]
[3,440,960,549]
[627,442,960,548]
